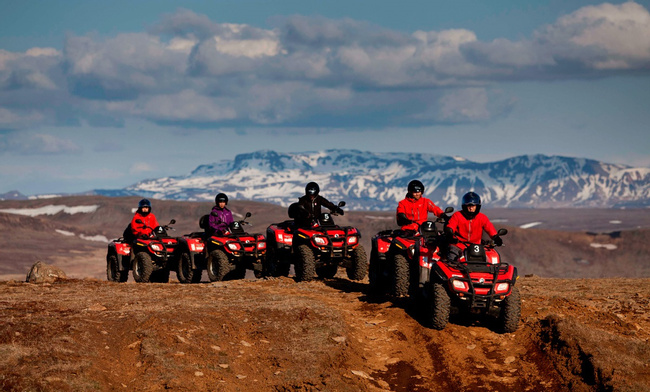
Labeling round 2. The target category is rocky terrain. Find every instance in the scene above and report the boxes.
[1,275,649,391]
[0,196,649,391]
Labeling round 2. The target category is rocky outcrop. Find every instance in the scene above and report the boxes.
[26,261,67,283]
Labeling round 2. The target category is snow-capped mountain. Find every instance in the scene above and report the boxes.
[95,150,650,210]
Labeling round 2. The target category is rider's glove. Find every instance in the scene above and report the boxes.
[445,228,458,243]
[492,235,503,246]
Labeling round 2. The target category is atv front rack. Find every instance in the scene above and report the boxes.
[441,260,518,310]
[307,226,361,258]
[213,233,266,259]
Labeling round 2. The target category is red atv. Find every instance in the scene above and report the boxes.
[130,219,179,283]
[423,228,521,333]
[369,207,454,297]
[264,219,295,277]
[106,237,131,283]
[106,219,178,283]
[175,222,207,284]
[201,213,266,282]
[176,213,266,283]
[289,202,368,282]
[368,228,409,295]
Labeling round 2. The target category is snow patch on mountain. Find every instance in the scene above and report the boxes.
[1,205,99,216]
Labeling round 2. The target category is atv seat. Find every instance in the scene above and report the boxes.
[394,229,418,239]
[276,220,295,233]
[199,214,209,231]
[122,223,135,244]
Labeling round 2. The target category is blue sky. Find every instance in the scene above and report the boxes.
[1,0,649,195]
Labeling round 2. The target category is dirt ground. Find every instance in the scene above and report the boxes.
[1,272,649,392]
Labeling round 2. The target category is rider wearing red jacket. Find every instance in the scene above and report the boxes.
[396,180,444,232]
[131,199,160,238]
[446,191,501,260]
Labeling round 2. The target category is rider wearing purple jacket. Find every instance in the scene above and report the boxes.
[208,193,234,235]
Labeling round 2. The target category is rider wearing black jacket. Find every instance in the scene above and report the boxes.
[296,182,343,225]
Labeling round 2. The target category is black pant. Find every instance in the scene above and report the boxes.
[447,244,462,262]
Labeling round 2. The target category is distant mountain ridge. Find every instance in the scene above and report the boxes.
[93,150,650,210]
[0,190,28,201]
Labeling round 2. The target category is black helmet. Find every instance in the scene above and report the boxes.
[215,193,228,205]
[305,182,320,196]
[408,180,424,194]
[461,192,482,218]
[138,199,151,215]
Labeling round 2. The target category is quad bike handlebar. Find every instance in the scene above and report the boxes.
[135,218,177,238]
[444,227,507,248]
[224,212,253,234]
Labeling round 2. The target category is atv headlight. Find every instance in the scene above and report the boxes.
[257,242,266,250]
[495,282,510,293]
[347,236,358,245]
[150,244,163,252]
[313,236,328,246]
[227,242,241,251]
[452,280,468,291]
[408,246,415,258]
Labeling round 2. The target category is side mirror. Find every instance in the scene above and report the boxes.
[169,219,176,225]
[497,228,508,236]
[444,206,454,214]
[135,219,143,224]
[245,212,252,218]
[338,201,346,207]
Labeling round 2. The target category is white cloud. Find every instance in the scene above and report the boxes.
[213,27,283,58]
[167,37,198,53]
[438,88,490,122]
[142,90,237,121]
[130,162,155,174]
[412,29,482,78]
[534,1,650,70]
[0,132,79,155]
[0,49,20,71]
[25,47,61,58]
[558,2,650,59]
[0,3,649,131]
[0,107,26,124]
